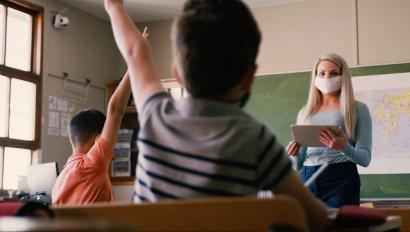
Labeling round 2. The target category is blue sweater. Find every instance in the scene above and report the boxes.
[296,101,372,168]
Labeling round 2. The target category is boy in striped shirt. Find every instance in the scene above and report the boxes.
[105,0,327,230]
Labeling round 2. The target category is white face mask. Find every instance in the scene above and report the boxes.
[314,76,342,94]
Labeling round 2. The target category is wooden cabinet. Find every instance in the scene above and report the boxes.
[106,79,185,185]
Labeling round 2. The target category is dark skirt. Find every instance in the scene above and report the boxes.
[300,162,361,208]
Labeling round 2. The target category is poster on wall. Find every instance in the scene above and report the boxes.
[48,96,57,110]
[60,113,71,137]
[48,111,60,128]
[353,72,410,174]
[47,95,75,137]
[57,98,69,112]
[47,127,60,137]
[63,79,90,103]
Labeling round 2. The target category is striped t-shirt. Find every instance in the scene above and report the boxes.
[133,92,291,202]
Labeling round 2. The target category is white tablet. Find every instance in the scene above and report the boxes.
[291,125,340,147]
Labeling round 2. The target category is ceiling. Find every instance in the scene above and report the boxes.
[59,0,307,23]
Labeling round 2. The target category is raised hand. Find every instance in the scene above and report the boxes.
[142,26,149,39]
[104,0,123,12]
[286,141,300,156]
[319,127,348,150]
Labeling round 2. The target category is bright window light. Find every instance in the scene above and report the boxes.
[0,75,9,137]
[0,5,5,65]
[3,147,31,190]
[5,8,32,71]
[9,79,36,141]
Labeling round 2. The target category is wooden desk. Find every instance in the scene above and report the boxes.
[380,208,410,232]
[53,196,309,232]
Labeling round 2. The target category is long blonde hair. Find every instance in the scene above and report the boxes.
[303,53,357,140]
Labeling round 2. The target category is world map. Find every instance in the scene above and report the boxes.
[352,73,410,174]
[355,87,410,159]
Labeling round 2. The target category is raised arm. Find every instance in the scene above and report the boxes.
[101,72,131,148]
[105,0,163,111]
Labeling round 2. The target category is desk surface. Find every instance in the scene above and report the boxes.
[0,217,136,231]
[364,200,410,209]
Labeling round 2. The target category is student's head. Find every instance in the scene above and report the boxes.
[171,0,261,99]
[69,109,106,148]
[305,53,357,139]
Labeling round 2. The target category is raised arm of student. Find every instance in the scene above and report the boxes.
[101,72,131,148]
[104,0,163,111]
[274,170,328,231]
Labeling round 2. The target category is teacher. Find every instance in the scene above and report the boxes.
[286,53,372,208]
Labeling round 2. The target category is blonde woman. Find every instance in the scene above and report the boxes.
[286,53,372,208]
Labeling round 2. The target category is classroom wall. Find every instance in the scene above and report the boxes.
[26,0,125,175]
[27,0,410,202]
[143,0,410,79]
[357,0,410,65]
[254,0,357,74]
[138,20,174,81]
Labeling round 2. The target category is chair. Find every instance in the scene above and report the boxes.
[53,196,308,232]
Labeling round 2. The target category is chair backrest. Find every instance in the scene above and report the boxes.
[53,196,308,232]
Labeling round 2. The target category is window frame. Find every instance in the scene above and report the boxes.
[0,0,43,150]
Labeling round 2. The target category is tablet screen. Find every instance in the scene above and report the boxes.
[291,125,340,147]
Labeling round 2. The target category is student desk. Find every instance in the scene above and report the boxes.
[52,197,407,232]
[380,208,410,232]
[53,196,309,232]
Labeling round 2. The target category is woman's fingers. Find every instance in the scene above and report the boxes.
[319,135,328,146]
[286,141,294,154]
[321,128,334,139]
[286,141,300,156]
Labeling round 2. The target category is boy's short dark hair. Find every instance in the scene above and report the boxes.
[69,109,106,146]
[172,0,261,98]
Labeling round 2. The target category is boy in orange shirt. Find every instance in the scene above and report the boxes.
[51,72,131,205]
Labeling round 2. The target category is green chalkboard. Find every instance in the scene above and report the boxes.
[244,63,410,200]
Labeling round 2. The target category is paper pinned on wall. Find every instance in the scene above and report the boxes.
[63,78,90,103]
[57,98,69,112]
[47,127,60,136]
[68,102,75,112]
[48,111,60,128]
[60,113,71,137]
[48,96,57,110]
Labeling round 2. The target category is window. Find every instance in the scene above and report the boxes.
[0,0,43,190]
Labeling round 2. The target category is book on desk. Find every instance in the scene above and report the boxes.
[330,216,401,232]
[328,205,401,232]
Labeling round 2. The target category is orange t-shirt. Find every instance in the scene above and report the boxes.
[52,137,115,205]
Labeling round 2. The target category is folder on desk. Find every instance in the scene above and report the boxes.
[331,206,401,232]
